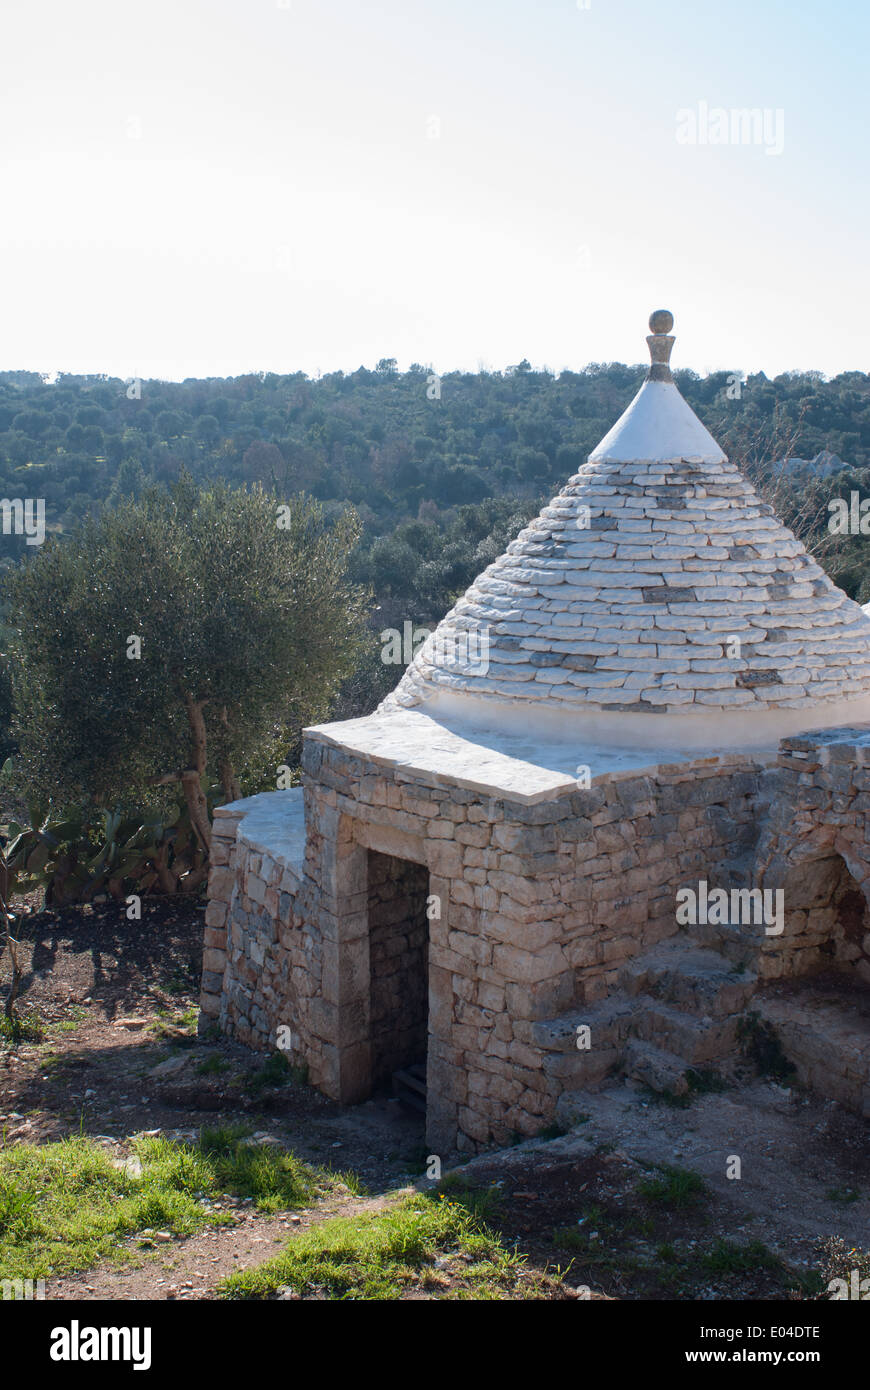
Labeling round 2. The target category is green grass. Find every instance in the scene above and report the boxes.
[825,1186,861,1205]
[46,1006,88,1037]
[700,1239,783,1275]
[553,1227,590,1252]
[151,1006,199,1039]
[189,1125,326,1212]
[220,1186,545,1301]
[552,1218,606,1254]
[0,1011,45,1044]
[636,1164,707,1210]
[245,1051,306,1092]
[400,1144,434,1177]
[0,1126,338,1281]
[160,969,195,998]
[196,1055,230,1076]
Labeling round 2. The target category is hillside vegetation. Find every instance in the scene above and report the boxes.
[0,358,869,777]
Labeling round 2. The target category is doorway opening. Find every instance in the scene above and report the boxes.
[366,850,430,1111]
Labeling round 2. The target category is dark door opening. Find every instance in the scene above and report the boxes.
[366,850,429,1111]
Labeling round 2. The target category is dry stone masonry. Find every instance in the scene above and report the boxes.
[201,311,870,1153]
[386,312,870,724]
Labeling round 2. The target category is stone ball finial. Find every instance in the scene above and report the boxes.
[649,309,674,335]
[646,310,675,381]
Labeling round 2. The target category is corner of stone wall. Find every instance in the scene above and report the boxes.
[197,805,246,1032]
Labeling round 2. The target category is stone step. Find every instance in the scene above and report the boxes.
[619,940,756,1018]
[541,1044,623,1089]
[393,1062,427,1114]
[534,996,634,1091]
[624,1037,692,1096]
[693,920,761,967]
[633,1001,738,1064]
[531,995,635,1054]
[556,1089,604,1129]
[534,962,745,1099]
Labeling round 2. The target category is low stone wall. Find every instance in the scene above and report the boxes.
[198,790,335,1091]
[756,982,870,1114]
[752,727,870,983]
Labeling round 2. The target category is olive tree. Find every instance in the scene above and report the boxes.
[5,477,367,850]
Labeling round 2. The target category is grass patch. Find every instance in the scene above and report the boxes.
[220,1186,552,1301]
[330,1168,367,1198]
[700,1239,783,1275]
[196,1055,230,1077]
[0,1011,45,1044]
[825,1186,860,1205]
[160,968,195,998]
[151,1006,199,1039]
[636,1164,707,1210]
[552,1204,608,1254]
[245,1051,307,1093]
[0,1128,339,1281]
[47,1007,88,1037]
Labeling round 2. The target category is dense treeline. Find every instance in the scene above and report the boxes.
[1,357,870,713]
[1,359,867,532]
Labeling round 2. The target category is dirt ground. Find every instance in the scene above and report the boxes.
[452,1080,870,1299]
[0,897,425,1177]
[49,1191,402,1301]
[1,896,867,1300]
[0,897,429,1299]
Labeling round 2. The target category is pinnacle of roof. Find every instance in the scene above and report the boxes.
[590,311,724,464]
[381,310,870,743]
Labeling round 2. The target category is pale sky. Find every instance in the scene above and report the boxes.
[0,0,867,382]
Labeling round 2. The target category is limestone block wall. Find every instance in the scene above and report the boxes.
[201,738,771,1153]
[198,792,337,1093]
[752,727,870,984]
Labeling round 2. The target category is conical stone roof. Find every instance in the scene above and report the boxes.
[383,311,870,743]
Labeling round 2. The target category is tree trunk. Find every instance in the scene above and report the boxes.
[3,916,22,1021]
[182,695,212,853]
[219,758,241,804]
[179,863,210,894]
[219,708,241,802]
[154,841,178,894]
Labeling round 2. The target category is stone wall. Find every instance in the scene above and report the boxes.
[750,727,870,985]
[199,795,328,1085]
[201,738,773,1154]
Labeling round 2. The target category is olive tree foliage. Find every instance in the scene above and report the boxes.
[5,478,367,850]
